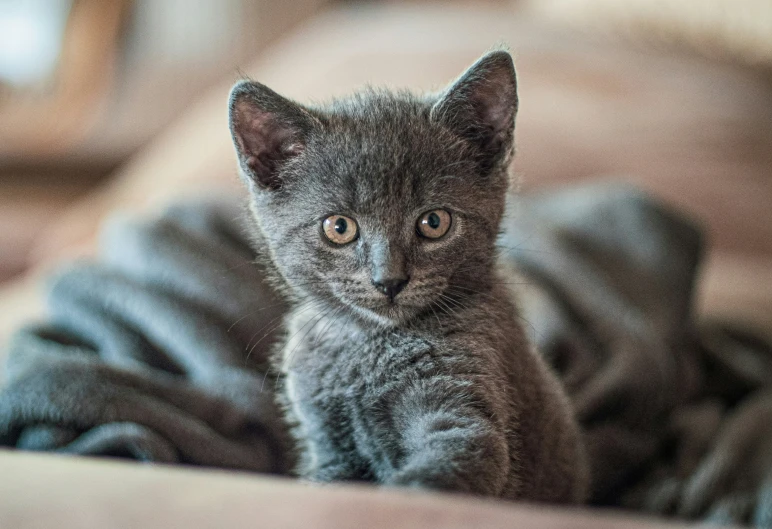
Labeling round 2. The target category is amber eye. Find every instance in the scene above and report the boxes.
[322,215,358,245]
[417,209,451,239]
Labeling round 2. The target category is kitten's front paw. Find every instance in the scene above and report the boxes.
[305,462,359,484]
[385,466,468,493]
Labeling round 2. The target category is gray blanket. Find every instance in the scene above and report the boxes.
[2,184,772,527]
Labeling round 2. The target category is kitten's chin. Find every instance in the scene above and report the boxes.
[349,301,416,328]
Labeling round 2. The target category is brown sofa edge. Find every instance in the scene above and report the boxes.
[0,450,692,529]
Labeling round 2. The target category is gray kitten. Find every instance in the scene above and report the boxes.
[228,51,588,503]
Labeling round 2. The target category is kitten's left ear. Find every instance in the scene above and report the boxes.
[229,80,317,190]
[431,50,518,173]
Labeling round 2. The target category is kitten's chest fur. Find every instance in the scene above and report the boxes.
[282,324,430,395]
[278,309,444,478]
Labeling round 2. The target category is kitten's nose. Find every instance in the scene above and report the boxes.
[372,277,409,301]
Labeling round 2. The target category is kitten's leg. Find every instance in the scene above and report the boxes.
[307,458,361,483]
[293,400,364,483]
[384,380,512,496]
[302,419,359,482]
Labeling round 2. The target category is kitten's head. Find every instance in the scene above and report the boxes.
[229,51,518,326]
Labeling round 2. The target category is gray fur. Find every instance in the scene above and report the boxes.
[228,51,588,502]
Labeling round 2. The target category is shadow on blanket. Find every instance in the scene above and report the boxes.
[2,183,772,527]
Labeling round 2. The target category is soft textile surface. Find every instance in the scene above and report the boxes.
[0,450,686,529]
[2,184,772,526]
[0,201,292,473]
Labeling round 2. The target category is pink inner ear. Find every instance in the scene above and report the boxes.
[232,98,307,189]
[470,76,517,137]
[235,103,278,158]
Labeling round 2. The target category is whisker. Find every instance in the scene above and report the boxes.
[435,295,460,319]
[258,303,326,391]
[244,298,320,362]
[439,293,467,314]
[276,306,339,386]
[446,286,542,342]
[226,299,291,332]
[313,306,345,349]
[227,312,253,332]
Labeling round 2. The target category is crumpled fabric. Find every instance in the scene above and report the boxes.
[0,199,292,473]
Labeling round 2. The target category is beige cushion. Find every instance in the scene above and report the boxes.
[0,450,683,529]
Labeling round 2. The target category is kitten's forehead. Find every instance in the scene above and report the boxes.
[298,93,474,214]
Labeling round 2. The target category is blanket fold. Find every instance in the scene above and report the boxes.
[1,199,290,473]
[2,184,771,527]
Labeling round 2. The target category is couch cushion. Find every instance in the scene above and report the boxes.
[0,450,687,529]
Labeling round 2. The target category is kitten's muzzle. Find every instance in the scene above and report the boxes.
[372,277,409,302]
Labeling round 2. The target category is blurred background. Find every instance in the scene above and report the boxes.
[0,0,771,341]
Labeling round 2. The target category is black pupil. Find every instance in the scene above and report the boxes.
[427,212,441,230]
[334,218,348,234]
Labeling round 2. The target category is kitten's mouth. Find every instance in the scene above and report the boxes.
[364,297,402,314]
[366,304,411,326]
[344,296,415,326]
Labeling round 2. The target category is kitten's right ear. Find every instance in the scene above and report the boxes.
[229,81,316,190]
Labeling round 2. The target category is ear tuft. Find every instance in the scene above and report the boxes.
[229,81,315,190]
[431,50,518,173]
